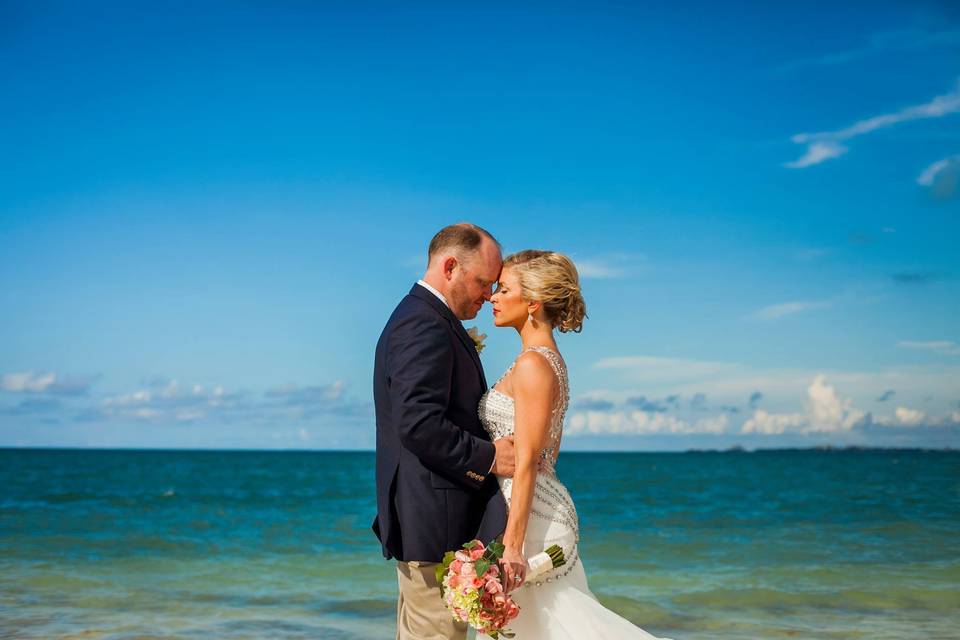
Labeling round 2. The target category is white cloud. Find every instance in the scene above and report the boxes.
[917,155,960,198]
[567,410,728,436]
[572,253,646,280]
[575,260,624,279]
[1,372,92,395]
[897,340,960,356]
[741,409,807,435]
[869,405,958,428]
[749,300,830,321]
[806,374,866,432]
[917,155,960,185]
[784,141,848,168]
[87,377,367,426]
[785,79,960,168]
[579,353,960,443]
[589,354,960,411]
[741,374,865,435]
[894,406,926,426]
[2,372,56,393]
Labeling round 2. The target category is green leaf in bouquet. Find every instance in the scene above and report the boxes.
[442,550,456,568]
[487,539,505,558]
[435,563,447,588]
[436,549,457,591]
[475,558,490,577]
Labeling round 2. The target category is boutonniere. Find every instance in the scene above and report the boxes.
[466,326,487,354]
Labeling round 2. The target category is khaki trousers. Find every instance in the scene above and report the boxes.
[396,560,468,640]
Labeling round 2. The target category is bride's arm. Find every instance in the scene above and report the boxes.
[501,351,555,591]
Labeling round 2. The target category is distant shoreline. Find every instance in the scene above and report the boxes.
[1,445,955,453]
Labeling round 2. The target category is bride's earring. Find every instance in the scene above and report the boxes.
[528,313,535,326]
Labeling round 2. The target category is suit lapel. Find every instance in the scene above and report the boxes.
[409,284,487,390]
[451,319,487,391]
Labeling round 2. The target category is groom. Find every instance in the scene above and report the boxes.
[373,222,514,640]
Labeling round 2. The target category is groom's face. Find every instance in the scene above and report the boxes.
[449,239,502,320]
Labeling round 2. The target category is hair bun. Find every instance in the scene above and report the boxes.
[502,250,588,333]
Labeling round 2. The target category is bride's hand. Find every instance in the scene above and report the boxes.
[501,546,527,594]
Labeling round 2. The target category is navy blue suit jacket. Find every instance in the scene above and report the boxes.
[372,283,508,562]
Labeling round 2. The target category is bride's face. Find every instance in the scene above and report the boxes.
[490,267,530,328]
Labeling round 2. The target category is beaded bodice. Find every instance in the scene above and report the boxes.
[478,345,569,476]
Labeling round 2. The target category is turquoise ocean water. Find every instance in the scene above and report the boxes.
[1,448,957,639]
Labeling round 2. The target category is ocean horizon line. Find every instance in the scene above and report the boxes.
[1,444,955,453]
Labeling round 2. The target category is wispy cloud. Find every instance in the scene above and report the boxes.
[786,141,848,169]
[776,28,960,73]
[594,355,740,385]
[917,155,960,185]
[897,340,960,356]
[917,154,960,198]
[567,409,729,436]
[572,253,646,280]
[747,300,831,321]
[61,377,372,426]
[1,372,94,396]
[785,79,960,169]
[575,260,624,279]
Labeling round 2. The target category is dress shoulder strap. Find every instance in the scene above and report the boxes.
[518,346,567,390]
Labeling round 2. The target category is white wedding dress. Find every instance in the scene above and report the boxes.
[477,346,675,640]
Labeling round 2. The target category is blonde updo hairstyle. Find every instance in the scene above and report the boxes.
[502,250,587,333]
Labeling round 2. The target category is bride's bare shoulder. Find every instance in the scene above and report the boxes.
[510,350,557,394]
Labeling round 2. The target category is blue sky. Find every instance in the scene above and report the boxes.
[2,1,959,450]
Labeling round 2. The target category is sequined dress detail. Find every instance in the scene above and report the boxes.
[477,346,675,640]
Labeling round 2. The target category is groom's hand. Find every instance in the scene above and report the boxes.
[491,437,516,477]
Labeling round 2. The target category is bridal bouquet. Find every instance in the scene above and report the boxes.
[436,539,566,639]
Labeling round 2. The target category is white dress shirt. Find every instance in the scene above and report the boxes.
[416,279,450,309]
[415,279,496,475]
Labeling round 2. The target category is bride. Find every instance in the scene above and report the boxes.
[478,249,675,639]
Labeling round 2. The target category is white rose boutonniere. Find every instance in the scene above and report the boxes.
[466,326,487,354]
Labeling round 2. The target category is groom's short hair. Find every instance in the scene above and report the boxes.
[427,223,501,264]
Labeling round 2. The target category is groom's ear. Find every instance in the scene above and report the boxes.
[442,255,458,279]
